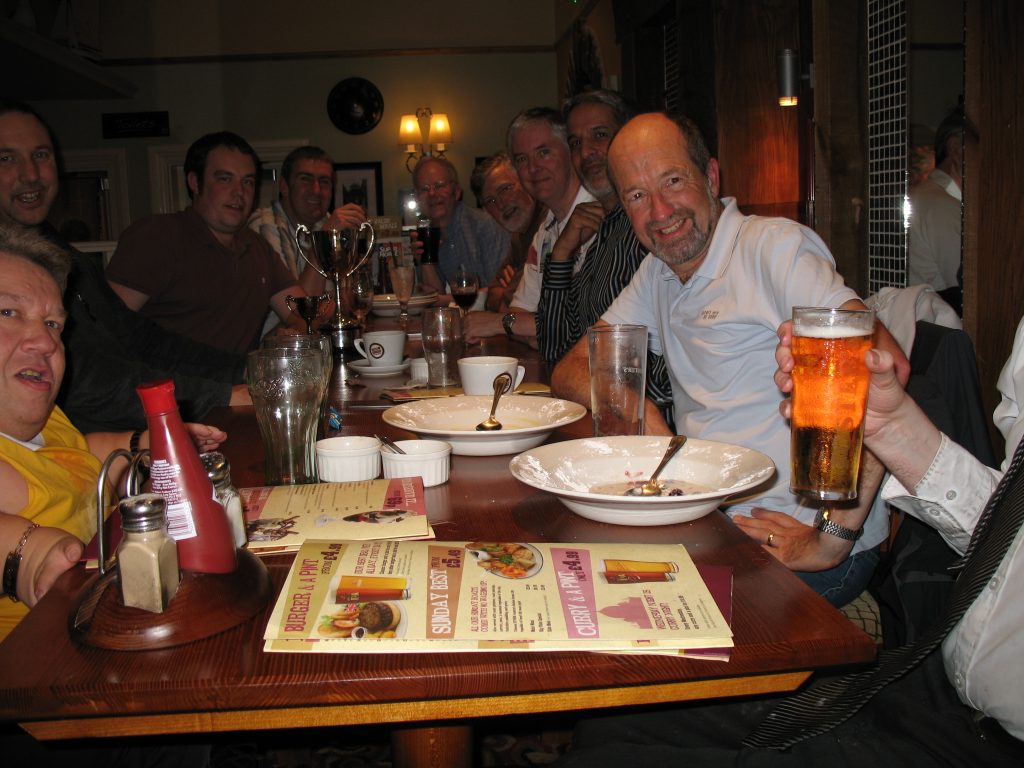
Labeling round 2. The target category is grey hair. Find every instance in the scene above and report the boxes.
[0,224,71,293]
[562,89,636,130]
[506,107,567,154]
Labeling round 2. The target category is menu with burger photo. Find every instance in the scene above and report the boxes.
[263,539,733,654]
[242,477,433,553]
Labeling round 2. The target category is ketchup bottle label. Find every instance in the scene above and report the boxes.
[150,459,197,540]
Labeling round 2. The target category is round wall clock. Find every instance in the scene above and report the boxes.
[326,77,384,135]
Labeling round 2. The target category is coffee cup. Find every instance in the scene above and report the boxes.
[457,356,526,396]
[354,330,406,366]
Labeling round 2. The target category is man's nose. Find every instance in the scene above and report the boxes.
[649,191,674,220]
[18,156,41,183]
[23,321,59,354]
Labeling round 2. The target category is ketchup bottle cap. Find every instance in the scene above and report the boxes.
[136,379,177,414]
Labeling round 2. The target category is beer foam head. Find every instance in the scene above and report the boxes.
[793,308,874,339]
[793,323,872,339]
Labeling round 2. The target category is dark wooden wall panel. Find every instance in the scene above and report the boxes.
[712,0,801,215]
[964,0,1024,447]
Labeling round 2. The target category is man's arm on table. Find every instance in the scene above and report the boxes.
[551,319,674,435]
[464,307,538,348]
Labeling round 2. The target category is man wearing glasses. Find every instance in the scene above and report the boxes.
[470,152,547,312]
[413,156,508,295]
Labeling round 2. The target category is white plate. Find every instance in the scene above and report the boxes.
[348,358,411,377]
[509,436,776,526]
[382,395,587,456]
[372,292,437,317]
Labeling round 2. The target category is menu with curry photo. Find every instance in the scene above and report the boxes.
[264,539,733,655]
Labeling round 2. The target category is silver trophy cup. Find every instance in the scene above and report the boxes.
[293,222,375,353]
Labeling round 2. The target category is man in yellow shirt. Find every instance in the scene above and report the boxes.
[0,225,224,639]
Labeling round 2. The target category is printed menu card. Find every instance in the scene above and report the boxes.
[241,479,433,553]
[263,539,732,654]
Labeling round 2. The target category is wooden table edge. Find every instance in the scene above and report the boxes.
[20,670,811,741]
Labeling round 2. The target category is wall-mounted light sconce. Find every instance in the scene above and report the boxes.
[777,48,801,107]
[398,107,454,172]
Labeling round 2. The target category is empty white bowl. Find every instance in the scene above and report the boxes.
[380,439,452,487]
[316,436,381,482]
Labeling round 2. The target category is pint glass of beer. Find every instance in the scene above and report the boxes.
[789,307,875,500]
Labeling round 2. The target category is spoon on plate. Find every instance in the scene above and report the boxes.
[626,434,688,496]
[476,372,513,431]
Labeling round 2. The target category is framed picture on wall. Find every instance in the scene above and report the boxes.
[334,162,384,216]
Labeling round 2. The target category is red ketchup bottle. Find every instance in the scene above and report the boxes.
[137,380,237,574]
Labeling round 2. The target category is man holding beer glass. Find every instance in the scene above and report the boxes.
[552,113,909,607]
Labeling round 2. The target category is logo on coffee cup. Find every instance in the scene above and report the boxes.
[369,342,386,359]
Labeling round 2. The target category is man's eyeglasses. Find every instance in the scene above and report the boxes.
[417,179,453,196]
[482,183,516,208]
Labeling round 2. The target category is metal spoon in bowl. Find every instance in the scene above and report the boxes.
[626,434,688,496]
[476,372,513,431]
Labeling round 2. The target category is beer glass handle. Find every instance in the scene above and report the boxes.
[347,221,375,277]
[293,224,331,280]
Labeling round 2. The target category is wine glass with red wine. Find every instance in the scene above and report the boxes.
[451,267,479,314]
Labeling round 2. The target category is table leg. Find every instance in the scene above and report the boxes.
[391,724,473,768]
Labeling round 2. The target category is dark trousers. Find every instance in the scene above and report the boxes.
[555,651,1024,767]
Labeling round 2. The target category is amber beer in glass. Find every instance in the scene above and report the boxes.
[789,307,875,500]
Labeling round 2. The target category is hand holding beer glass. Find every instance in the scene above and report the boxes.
[789,307,875,501]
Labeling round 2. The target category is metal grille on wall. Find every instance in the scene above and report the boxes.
[866,0,908,295]
[663,16,679,112]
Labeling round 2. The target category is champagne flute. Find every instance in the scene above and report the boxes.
[351,268,374,327]
[451,266,479,315]
[389,264,416,330]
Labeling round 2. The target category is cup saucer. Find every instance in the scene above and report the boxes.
[348,358,412,377]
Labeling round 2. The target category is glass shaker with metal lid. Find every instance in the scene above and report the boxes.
[201,451,247,548]
[117,493,180,613]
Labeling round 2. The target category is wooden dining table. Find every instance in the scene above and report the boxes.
[0,324,877,767]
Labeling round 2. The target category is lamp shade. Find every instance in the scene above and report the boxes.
[777,49,799,107]
[399,114,423,149]
[428,113,452,146]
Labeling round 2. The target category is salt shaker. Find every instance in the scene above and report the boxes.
[201,451,247,548]
[117,494,180,613]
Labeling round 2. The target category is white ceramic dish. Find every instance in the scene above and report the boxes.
[382,395,587,456]
[348,358,412,377]
[380,439,452,487]
[509,436,776,526]
[371,292,437,317]
[316,436,382,482]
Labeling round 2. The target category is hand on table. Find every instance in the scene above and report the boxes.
[17,525,84,607]
[733,507,854,572]
[465,311,504,343]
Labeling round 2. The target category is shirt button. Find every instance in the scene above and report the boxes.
[945,490,957,501]
[989,577,1000,590]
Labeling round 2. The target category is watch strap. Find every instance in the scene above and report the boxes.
[502,312,517,337]
[814,508,863,541]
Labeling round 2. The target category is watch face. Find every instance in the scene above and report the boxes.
[326,77,384,135]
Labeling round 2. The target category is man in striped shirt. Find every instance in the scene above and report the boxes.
[537,90,673,420]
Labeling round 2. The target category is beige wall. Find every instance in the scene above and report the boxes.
[32,1,559,229]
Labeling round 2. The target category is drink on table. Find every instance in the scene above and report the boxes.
[789,306,875,501]
[451,266,479,312]
[351,268,374,326]
[389,264,415,328]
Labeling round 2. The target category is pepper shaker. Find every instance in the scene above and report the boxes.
[117,494,180,613]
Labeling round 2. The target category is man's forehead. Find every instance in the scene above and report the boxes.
[483,164,517,190]
[205,146,256,175]
[293,159,332,178]
[0,112,53,149]
[512,120,560,151]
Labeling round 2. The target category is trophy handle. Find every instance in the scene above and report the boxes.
[292,224,331,280]
[346,221,375,277]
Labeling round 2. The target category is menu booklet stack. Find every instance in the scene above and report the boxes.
[263,539,733,657]
[241,478,434,554]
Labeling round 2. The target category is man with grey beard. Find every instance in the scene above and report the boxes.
[552,112,908,607]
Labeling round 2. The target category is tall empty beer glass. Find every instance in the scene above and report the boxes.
[588,324,648,436]
[247,348,324,485]
[789,307,875,500]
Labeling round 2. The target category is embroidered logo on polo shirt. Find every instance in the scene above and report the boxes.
[700,309,719,321]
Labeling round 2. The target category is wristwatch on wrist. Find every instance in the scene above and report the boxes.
[813,508,863,541]
[501,312,517,337]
